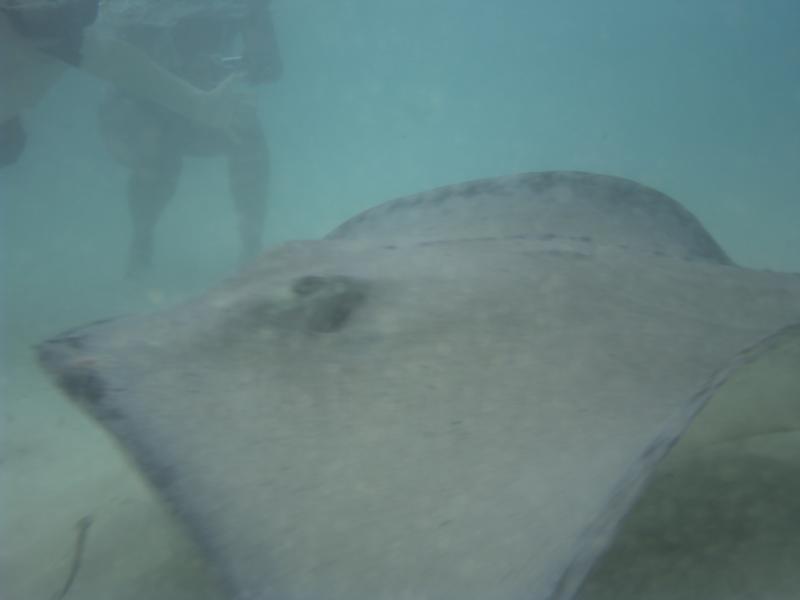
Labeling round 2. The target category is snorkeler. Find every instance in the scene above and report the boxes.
[0,0,251,167]
[97,0,281,276]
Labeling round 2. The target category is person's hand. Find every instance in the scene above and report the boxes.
[198,74,258,142]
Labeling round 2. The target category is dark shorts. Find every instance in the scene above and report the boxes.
[98,91,266,170]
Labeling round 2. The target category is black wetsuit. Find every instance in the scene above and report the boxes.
[0,0,99,167]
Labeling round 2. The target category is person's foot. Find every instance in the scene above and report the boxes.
[238,228,262,268]
[126,261,149,280]
[126,256,151,279]
[126,237,153,279]
[238,243,260,270]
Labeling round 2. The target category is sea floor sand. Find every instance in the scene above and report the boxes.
[0,269,228,599]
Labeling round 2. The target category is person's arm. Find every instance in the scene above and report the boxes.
[80,28,250,136]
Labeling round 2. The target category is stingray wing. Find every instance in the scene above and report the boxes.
[38,235,800,600]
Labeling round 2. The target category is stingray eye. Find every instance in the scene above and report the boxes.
[289,275,367,333]
[292,275,328,296]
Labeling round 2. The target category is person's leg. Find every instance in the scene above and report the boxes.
[227,111,268,266]
[98,93,183,277]
[126,150,182,277]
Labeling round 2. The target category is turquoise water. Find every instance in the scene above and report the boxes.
[4,1,799,344]
[1,1,798,599]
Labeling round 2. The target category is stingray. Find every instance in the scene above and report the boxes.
[37,171,800,599]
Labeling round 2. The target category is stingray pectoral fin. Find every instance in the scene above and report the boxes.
[674,326,800,454]
[38,332,114,419]
[575,325,800,600]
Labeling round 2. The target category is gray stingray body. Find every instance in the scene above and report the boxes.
[328,171,732,265]
[38,172,800,600]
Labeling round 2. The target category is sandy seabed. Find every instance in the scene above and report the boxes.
[0,278,229,600]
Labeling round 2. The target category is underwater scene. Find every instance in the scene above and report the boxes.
[1,1,799,598]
